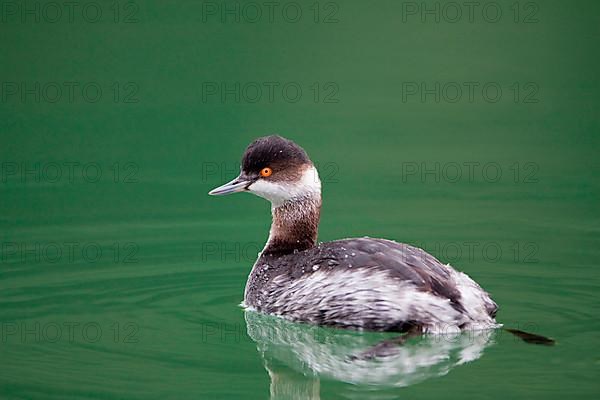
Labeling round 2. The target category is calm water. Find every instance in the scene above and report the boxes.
[1,0,599,399]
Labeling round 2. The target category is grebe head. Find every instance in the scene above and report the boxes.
[209,135,321,207]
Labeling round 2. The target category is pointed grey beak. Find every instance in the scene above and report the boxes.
[208,175,254,196]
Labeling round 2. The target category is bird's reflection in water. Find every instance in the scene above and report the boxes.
[244,310,496,399]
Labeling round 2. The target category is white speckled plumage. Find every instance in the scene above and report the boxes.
[246,261,498,333]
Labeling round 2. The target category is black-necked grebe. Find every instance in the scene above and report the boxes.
[209,135,552,342]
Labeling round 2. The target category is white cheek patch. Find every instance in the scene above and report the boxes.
[248,165,321,207]
[248,180,295,206]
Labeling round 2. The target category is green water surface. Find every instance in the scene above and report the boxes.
[1,0,599,399]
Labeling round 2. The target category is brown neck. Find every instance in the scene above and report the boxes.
[262,195,321,256]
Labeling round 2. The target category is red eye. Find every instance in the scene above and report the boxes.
[260,167,273,177]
